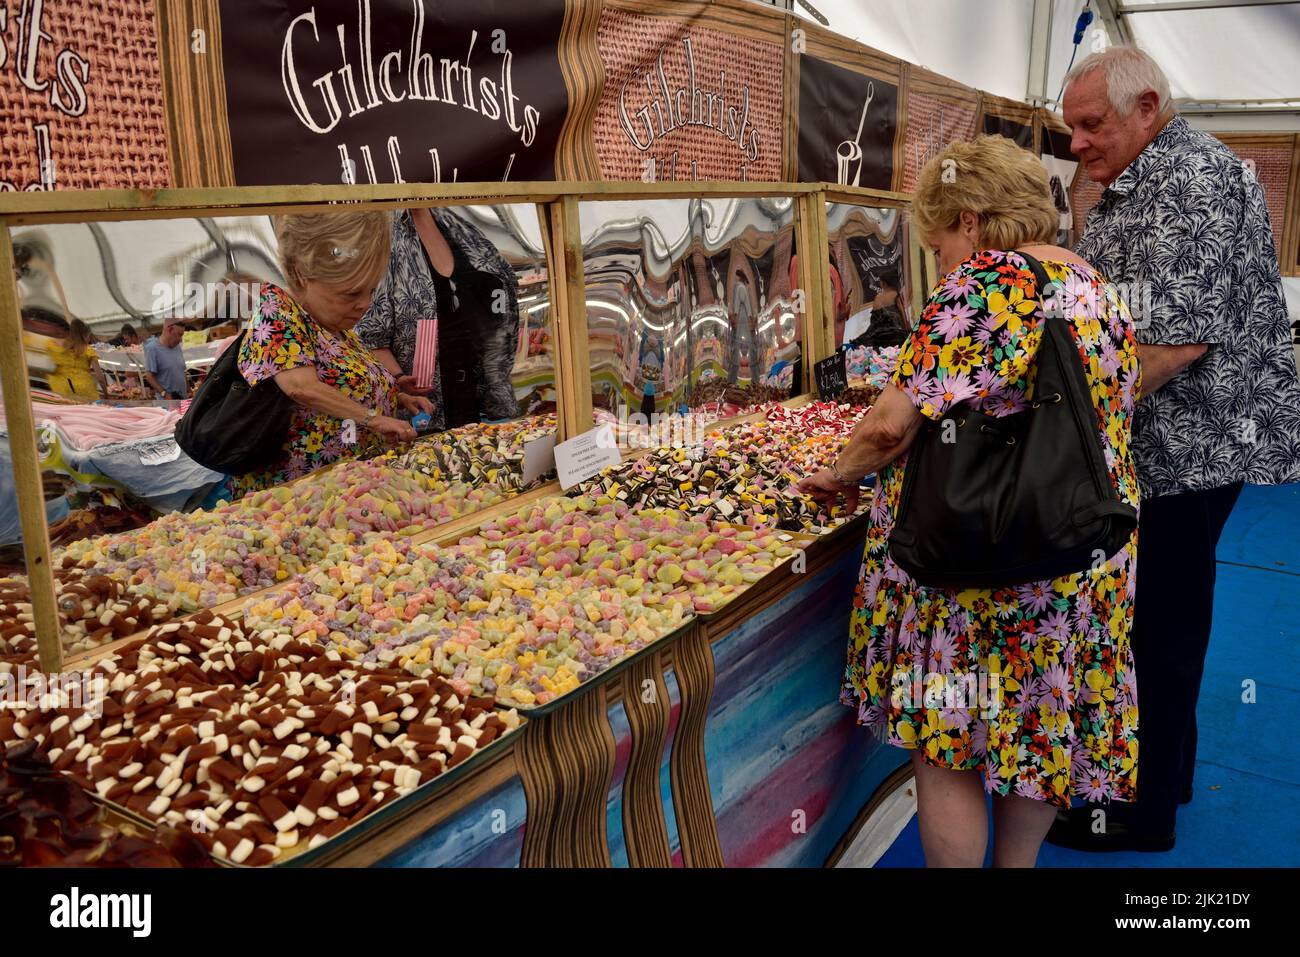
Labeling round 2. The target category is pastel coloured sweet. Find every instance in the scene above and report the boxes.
[240,496,795,708]
[844,344,902,391]
[18,416,555,641]
[47,454,515,622]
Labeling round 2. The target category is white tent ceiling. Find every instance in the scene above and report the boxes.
[785,0,1300,112]
[790,0,1037,99]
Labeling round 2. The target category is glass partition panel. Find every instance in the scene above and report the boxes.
[824,203,910,350]
[824,202,915,399]
[578,196,801,425]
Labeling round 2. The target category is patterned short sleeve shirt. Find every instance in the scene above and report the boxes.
[355,209,522,430]
[1076,116,1300,498]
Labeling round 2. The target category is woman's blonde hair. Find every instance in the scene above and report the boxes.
[273,211,392,293]
[68,318,93,354]
[912,135,1057,249]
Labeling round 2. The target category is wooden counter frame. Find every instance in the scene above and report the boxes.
[0,181,823,226]
[0,227,62,672]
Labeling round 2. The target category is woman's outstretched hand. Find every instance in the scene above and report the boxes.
[395,374,434,395]
[368,415,417,443]
[397,393,434,416]
[797,469,862,516]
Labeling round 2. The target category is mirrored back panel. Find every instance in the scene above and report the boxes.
[578,196,802,420]
[12,204,555,415]
[15,215,281,400]
[2,204,557,599]
[824,202,911,352]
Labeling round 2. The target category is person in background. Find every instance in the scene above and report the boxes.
[1048,47,1300,852]
[230,211,429,498]
[357,208,521,432]
[798,134,1141,867]
[640,380,656,418]
[112,322,146,396]
[48,318,107,402]
[844,267,909,349]
[114,324,141,348]
[143,317,189,399]
[109,323,149,395]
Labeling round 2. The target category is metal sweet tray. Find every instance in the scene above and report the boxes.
[92,715,522,868]
[497,525,818,716]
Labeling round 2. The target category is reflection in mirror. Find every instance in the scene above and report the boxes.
[5,215,284,588]
[14,216,281,402]
[1,206,557,658]
[365,203,558,510]
[358,205,557,425]
[578,197,801,434]
[825,203,912,402]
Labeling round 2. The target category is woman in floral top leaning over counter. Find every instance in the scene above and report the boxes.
[230,211,431,498]
[799,135,1141,868]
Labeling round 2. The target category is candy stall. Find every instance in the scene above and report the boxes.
[20,0,1280,871]
[0,180,916,867]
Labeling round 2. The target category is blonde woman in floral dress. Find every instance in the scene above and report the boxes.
[230,211,431,498]
[800,135,1141,867]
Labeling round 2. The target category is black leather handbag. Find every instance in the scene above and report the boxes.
[175,331,297,474]
[887,251,1136,589]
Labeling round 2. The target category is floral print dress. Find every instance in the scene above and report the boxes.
[231,283,399,498]
[842,250,1142,808]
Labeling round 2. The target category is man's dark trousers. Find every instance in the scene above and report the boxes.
[1129,481,1244,836]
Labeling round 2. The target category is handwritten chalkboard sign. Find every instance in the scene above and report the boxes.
[815,351,848,399]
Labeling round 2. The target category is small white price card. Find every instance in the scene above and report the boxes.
[555,424,621,490]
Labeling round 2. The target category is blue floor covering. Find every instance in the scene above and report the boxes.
[876,483,1300,868]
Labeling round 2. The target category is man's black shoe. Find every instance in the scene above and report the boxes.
[1044,806,1176,853]
[1179,785,1193,805]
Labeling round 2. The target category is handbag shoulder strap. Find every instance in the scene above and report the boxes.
[1010,248,1076,357]
[1010,249,1057,309]
[1010,250,1104,432]
[1010,248,1092,398]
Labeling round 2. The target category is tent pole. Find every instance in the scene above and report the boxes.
[1118,0,1299,13]
[1027,0,1054,106]
[1093,0,1136,45]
